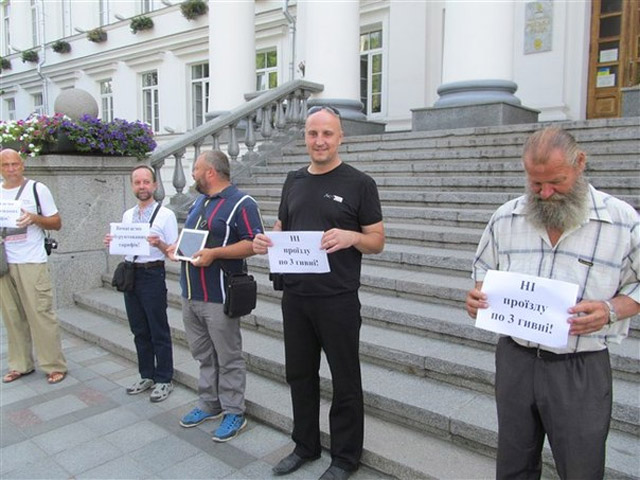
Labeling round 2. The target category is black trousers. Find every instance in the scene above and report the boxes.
[123,266,173,383]
[281,290,364,471]
[495,337,612,480]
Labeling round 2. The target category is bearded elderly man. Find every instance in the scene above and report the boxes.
[466,127,640,480]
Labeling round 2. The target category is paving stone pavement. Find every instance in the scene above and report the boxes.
[0,324,391,480]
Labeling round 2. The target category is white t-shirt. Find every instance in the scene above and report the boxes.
[1,179,58,264]
[121,203,178,263]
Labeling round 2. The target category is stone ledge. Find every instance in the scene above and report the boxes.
[412,102,539,132]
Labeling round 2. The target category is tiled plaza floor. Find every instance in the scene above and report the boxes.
[0,325,389,480]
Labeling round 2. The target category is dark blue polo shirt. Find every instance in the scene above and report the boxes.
[180,185,263,303]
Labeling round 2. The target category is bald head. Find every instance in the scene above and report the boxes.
[1,148,25,188]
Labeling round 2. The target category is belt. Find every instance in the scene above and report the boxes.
[508,337,603,361]
[134,260,164,269]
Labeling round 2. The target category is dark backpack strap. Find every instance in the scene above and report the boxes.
[32,181,41,215]
[149,203,161,226]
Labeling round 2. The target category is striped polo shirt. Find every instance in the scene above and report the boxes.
[180,185,263,303]
[472,184,640,354]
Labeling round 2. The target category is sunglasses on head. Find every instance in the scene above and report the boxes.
[308,105,341,117]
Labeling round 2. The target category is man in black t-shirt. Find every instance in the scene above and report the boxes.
[253,106,385,480]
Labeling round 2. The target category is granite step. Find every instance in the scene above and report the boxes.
[73,285,640,436]
[247,244,475,277]
[150,264,640,377]
[57,303,498,480]
[241,186,640,211]
[254,201,494,229]
[249,158,640,178]
[59,297,640,479]
[257,213,486,251]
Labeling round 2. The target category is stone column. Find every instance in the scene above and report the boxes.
[208,0,256,116]
[437,0,518,107]
[299,1,364,120]
[27,154,139,308]
[413,0,538,131]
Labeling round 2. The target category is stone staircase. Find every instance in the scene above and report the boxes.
[58,117,640,479]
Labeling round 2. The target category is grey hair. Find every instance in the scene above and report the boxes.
[522,127,582,166]
[200,150,230,180]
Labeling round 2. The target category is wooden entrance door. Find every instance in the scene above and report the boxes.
[587,0,639,118]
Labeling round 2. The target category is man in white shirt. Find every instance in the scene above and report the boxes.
[0,148,67,385]
[104,165,178,402]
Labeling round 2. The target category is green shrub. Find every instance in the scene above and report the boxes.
[180,0,208,20]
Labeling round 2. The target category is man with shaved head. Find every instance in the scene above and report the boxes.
[466,127,640,479]
[0,148,67,385]
[253,107,385,480]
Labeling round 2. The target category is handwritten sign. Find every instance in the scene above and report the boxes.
[475,270,579,348]
[0,200,21,228]
[109,223,150,256]
[267,231,330,274]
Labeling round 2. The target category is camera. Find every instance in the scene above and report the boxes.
[44,237,58,256]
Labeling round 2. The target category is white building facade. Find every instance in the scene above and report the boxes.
[0,0,625,134]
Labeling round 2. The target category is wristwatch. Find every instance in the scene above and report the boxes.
[604,300,618,325]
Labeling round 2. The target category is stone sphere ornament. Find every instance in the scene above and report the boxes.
[54,88,99,120]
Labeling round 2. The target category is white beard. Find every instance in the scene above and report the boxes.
[524,175,590,231]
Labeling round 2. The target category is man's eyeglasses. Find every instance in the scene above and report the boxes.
[308,105,341,117]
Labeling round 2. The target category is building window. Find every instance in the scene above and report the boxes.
[62,0,72,37]
[3,3,10,56]
[33,93,44,115]
[99,0,110,26]
[100,79,114,122]
[6,98,16,121]
[141,70,159,133]
[360,29,383,115]
[30,0,39,47]
[256,49,278,91]
[191,63,209,128]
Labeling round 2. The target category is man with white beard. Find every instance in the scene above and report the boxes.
[465,127,639,479]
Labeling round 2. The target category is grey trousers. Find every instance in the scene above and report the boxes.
[182,298,245,415]
[495,336,611,480]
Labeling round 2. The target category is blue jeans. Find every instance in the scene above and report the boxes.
[124,265,173,383]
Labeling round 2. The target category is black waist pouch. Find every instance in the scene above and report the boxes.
[112,261,135,292]
[224,272,257,318]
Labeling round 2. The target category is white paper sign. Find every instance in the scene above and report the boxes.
[596,73,615,88]
[475,270,579,348]
[266,231,330,274]
[599,48,618,62]
[0,200,21,228]
[109,223,150,256]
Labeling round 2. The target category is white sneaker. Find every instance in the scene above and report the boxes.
[126,378,154,395]
[150,382,174,403]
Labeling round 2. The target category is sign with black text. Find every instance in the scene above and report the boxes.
[109,223,150,256]
[266,231,330,274]
[475,270,579,348]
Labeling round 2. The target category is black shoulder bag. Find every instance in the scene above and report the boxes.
[197,195,257,318]
[111,204,161,292]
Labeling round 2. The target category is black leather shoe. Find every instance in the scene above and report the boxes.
[319,465,353,480]
[272,452,319,476]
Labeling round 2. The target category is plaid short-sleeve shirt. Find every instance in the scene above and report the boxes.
[472,184,640,354]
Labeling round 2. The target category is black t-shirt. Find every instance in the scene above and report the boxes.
[278,162,383,296]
